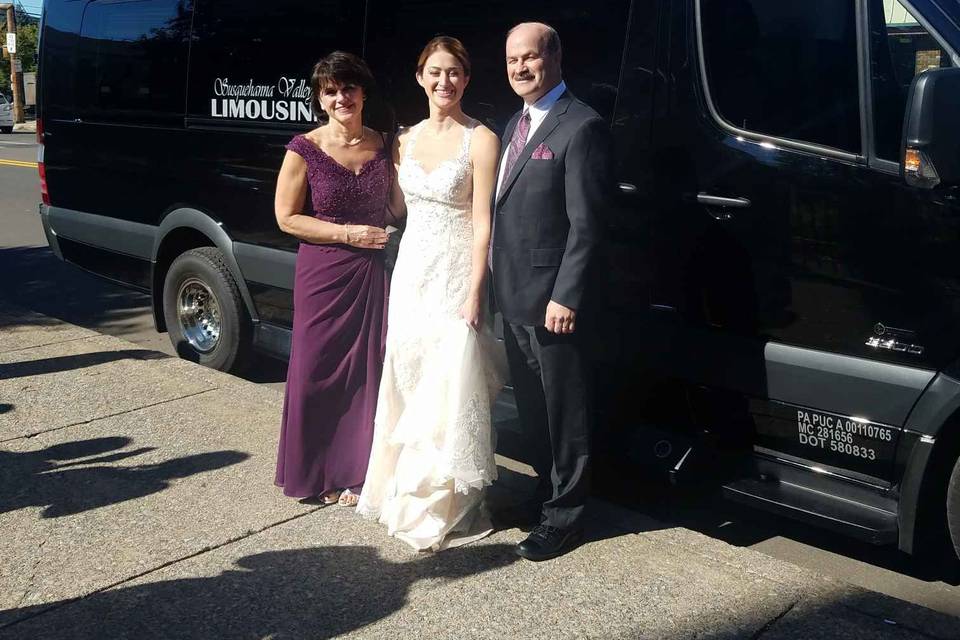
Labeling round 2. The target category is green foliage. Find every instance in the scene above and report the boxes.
[0,22,39,97]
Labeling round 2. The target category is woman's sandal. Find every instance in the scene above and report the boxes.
[320,491,341,506]
[337,488,360,507]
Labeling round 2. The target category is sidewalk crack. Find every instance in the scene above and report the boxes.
[14,537,48,610]
[0,507,323,631]
[750,598,799,639]
[0,388,219,444]
[0,335,95,356]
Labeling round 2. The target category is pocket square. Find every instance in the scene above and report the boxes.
[531,143,554,160]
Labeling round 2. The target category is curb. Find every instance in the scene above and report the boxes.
[12,120,36,133]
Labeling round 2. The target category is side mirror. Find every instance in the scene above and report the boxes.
[902,67,960,189]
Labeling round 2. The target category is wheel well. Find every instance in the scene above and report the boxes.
[913,412,960,558]
[152,228,215,332]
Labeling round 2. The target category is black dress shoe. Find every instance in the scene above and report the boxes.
[515,524,583,561]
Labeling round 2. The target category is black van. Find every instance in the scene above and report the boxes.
[37,0,960,560]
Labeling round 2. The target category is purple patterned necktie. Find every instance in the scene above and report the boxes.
[490,110,531,269]
[501,110,531,189]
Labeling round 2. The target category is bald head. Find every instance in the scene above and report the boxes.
[505,22,563,104]
[507,22,562,59]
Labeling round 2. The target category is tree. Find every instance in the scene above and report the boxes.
[0,21,39,97]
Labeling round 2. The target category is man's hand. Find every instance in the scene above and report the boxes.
[545,300,576,334]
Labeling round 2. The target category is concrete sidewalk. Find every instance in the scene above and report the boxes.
[1,304,958,639]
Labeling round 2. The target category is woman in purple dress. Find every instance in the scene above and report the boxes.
[274,52,402,507]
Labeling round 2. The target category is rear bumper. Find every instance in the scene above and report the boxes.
[38,203,63,259]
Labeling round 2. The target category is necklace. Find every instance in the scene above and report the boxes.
[339,130,365,147]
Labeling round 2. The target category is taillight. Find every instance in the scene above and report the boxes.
[37,117,50,205]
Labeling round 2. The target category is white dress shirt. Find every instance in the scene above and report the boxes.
[496,80,567,196]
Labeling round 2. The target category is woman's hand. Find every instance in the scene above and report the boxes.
[459,293,483,331]
[342,224,388,249]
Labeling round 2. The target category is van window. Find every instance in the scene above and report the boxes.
[187,0,365,127]
[869,0,954,162]
[76,0,191,124]
[700,0,861,154]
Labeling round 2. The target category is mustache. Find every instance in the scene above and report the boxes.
[513,73,534,81]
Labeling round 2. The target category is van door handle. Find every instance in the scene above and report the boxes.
[618,182,638,195]
[696,193,751,208]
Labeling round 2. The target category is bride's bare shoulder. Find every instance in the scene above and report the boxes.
[469,122,500,160]
[470,122,498,142]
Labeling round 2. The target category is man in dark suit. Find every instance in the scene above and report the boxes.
[491,22,610,561]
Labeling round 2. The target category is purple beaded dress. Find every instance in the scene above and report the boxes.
[275,134,391,498]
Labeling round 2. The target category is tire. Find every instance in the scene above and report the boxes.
[947,455,960,560]
[162,247,252,374]
[0,126,12,134]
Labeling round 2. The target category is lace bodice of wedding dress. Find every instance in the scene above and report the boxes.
[356,119,507,552]
[394,118,477,322]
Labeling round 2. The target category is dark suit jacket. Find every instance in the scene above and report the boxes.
[491,91,610,326]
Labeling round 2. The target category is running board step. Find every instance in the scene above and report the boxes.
[722,477,898,544]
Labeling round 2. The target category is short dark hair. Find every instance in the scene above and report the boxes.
[309,51,375,119]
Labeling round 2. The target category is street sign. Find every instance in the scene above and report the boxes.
[13,57,21,73]
[5,33,15,55]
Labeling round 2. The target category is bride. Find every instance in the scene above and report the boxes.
[356,36,506,551]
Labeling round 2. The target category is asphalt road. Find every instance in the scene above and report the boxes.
[1,131,958,618]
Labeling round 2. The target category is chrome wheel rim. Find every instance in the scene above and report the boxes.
[176,278,222,353]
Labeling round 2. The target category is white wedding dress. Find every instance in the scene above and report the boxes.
[356,119,507,551]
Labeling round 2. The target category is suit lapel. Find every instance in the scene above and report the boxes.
[496,93,571,207]
[493,112,520,210]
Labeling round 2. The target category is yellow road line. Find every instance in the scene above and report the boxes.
[0,158,38,168]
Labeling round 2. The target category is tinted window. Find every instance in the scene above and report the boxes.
[187,0,365,127]
[364,0,631,132]
[700,0,861,153]
[869,0,954,162]
[76,0,191,124]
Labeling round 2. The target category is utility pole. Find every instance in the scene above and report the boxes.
[0,3,23,123]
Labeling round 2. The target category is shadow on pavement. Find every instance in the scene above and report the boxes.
[0,544,520,638]
[660,587,960,640]
[0,246,153,337]
[3,544,957,639]
[609,479,960,589]
[1,245,289,384]
[0,437,248,518]
[0,349,169,379]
